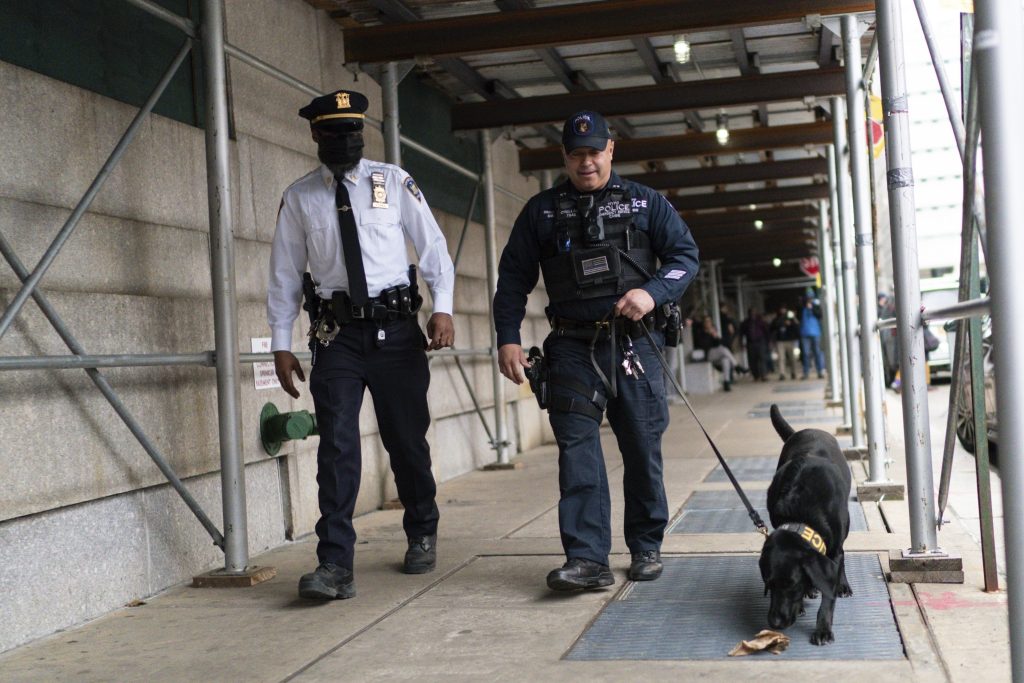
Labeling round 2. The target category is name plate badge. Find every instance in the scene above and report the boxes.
[371,171,388,209]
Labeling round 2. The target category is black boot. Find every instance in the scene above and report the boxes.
[402,534,437,574]
[546,558,615,591]
[723,380,732,392]
[298,562,355,600]
[628,550,663,581]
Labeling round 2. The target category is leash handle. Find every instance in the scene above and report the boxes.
[637,319,770,536]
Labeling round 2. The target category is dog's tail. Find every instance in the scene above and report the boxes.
[770,404,795,441]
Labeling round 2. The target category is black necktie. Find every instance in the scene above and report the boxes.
[335,180,369,306]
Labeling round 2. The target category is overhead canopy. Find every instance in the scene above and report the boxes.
[313,0,876,281]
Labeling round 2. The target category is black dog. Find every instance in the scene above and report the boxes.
[759,404,853,645]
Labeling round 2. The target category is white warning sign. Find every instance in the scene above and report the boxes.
[251,337,280,390]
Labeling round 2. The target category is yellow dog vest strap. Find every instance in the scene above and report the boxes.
[776,523,828,556]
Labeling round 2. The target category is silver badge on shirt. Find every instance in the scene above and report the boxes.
[371,171,388,209]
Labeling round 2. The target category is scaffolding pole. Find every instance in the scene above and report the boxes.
[818,200,841,403]
[382,62,402,166]
[842,15,887,478]
[201,0,248,573]
[876,0,937,548]
[975,0,1024,675]
[831,99,863,446]
[708,260,722,334]
[480,129,510,464]
[825,149,852,420]
[735,276,746,321]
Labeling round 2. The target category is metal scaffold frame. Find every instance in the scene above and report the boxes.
[3,6,1023,669]
[826,2,1015,661]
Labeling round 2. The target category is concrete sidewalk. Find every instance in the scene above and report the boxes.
[0,378,1009,682]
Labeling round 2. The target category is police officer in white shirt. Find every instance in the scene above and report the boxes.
[267,89,455,600]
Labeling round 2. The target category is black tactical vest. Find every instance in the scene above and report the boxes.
[539,185,657,303]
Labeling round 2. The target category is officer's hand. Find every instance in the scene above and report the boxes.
[274,350,305,399]
[426,312,455,350]
[498,343,530,385]
[614,289,656,321]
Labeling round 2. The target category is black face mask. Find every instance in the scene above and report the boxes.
[317,131,364,172]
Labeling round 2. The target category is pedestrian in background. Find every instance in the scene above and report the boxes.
[799,297,826,379]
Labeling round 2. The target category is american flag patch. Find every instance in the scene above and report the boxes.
[665,269,687,280]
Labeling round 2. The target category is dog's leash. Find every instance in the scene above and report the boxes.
[636,318,770,537]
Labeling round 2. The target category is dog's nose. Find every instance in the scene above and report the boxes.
[768,614,786,629]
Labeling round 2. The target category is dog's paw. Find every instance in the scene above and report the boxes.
[838,584,853,598]
[804,589,819,599]
[810,628,834,646]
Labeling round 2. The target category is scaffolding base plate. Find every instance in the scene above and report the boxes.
[482,461,523,471]
[192,565,276,588]
[889,570,965,584]
[888,550,964,584]
[857,483,905,501]
[843,446,869,460]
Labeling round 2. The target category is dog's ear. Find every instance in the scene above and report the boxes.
[802,552,839,597]
[759,544,772,582]
[759,543,772,595]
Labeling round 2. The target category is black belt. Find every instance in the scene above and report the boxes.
[347,297,405,321]
[550,315,655,340]
[324,290,416,322]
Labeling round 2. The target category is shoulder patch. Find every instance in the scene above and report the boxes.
[404,176,422,202]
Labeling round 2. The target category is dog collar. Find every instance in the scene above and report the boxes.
[776,523,828,556]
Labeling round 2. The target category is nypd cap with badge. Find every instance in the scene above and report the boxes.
[299,89,368,131]
[562,110,611,152]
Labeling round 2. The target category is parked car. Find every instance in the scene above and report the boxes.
[920,278,961,381]
[954,317,998,459]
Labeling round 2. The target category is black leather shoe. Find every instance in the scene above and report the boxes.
[298,562,355,600]
[546,558,615,591]
[402,534,437,574]
[628,550,663,581]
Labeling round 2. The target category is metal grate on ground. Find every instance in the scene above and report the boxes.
[668,489,868,534]
[566,554,904,661]
[704,455,856,484]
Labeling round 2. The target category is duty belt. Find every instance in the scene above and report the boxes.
[550,315,656,340]
[324,287,418,323]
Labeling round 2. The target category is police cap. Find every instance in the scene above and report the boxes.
[299,89,368,130]
[562,110,610,152]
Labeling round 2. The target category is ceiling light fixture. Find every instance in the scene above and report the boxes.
[715,113,729,145]
[673,35,691,64]
[754,220,764,230]
[772,257,782,267]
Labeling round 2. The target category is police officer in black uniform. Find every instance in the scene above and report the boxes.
[268,90,455,600]
[495,111,699,591]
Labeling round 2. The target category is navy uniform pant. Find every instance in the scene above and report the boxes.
[545,332,670,566]
[309,316,438,569]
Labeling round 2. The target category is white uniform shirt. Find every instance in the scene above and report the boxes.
[267,160,455,351]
